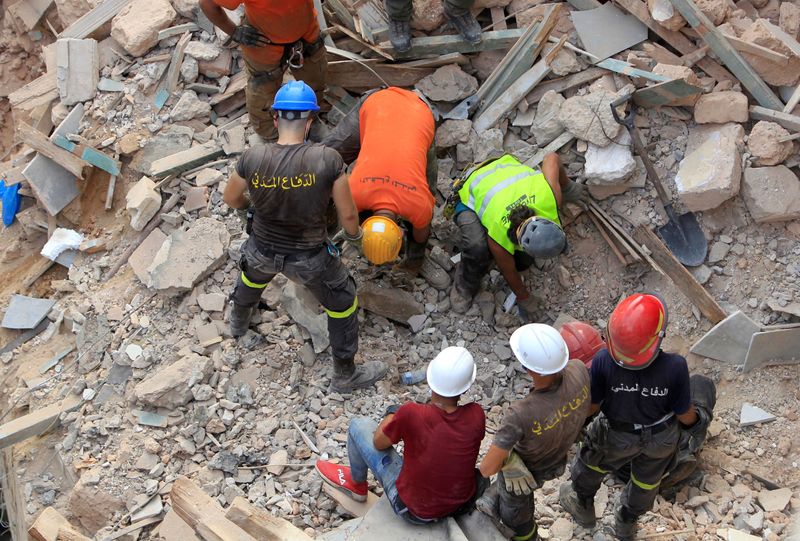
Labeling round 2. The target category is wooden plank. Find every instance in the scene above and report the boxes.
[326,62,433,91]
[52,135,121,175]
[326,0,356,32]
[402,52,469,67]
[391,29,526,58]
[588,205,642,262]
[523,132,576,167]
[633,78,704,107]
[148,143,225,178]
[587,210,631,266]
[165,32,191,94]
[225,497,312,541]
[7,0,53,31]
[157,22,199,41]
[474,38,566,132]
[490,7,507,30]
[312,0,335,47]
[0,395,81,450]
[524,67,605,104]
[2,449,27,541]
[59,0,133,38]
[613,0,735,83]
[723,33,790,64]
[749,105,800,131]
[641,42,683,65]
[331,24,394,60]
[633,225,726,323]
[668,0,784,110]
[782,84,800,114]
[8,73,58,111]
[170,477,257,541]
[680,44,709,67]
[596,57,671,82]
[16,123,87,178]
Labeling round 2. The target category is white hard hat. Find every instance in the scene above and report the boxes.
[509,324,569,375]
[426,346,477,397]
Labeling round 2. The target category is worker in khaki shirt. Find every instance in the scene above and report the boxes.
[478,324,590,541]
[199,0,327,141]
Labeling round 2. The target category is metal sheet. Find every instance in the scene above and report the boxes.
[571,3,648,61]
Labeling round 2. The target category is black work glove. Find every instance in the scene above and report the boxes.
[231,25,271,47]
[685,406,711,453]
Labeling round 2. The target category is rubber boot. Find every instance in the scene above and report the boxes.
[330,357,389,393]
[387,18,411,53]
[445,11,481,44]
[512,524,538,541]
[558,483,596,528]
[229,303,254,338]
[614,506,638,540]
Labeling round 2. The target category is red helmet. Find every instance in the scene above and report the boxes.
[606,293,668,370]
[560,321,606,369]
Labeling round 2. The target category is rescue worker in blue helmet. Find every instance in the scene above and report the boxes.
[447,152,590,319]
[223,81,388,393]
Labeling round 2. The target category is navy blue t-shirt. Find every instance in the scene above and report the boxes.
[590,349,691,425]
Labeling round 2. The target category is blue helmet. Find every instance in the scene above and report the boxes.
[272,81,320,119]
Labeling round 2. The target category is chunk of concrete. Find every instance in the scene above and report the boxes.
[739,19,800,87]
[111,0,176,57]
[435,119,472,148]
[125,176,161,231]
[1,295,56,329]
[584,129,637,183]
[56,38,99,106]
[130,227,168,284]
[652,64,702,105]
[184,40,220,60]
[560,90,620,147]
[415,64,478,103]
[195,168,223,187]
[129,126,193,174]
[674,123,744,212]
[351,495,452,540]
[171,90,211,122]
[134,352,213,408]
[280,282,329,354]
[531,90,565,146]
[739,402,776,426]
[359,283,424,324]
[747,121,794,166]
[743,327,800,372]
[758,487,792,512]
[690,310,759,365]
[693,91,749,124]
[144,217,230,296]
[741,166,800,222]
[587,156,646,200]
[197,292,226,312]
[198,48,232,78]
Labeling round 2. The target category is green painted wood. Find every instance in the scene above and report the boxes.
[52,134,77,152]
[392,29,527,59]
[668,0,784,110]
[596,58,671,82]
[81,148,121,175]
[633,79,704,107]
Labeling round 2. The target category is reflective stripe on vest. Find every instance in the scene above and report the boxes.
[457,155,560,254]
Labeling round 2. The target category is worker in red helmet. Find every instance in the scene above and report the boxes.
[559,321,605,369]
[558,293,708,540]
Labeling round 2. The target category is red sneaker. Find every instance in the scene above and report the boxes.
[315,459,368,502]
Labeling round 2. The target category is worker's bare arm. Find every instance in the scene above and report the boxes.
[412,223,431,244]
[589,402,602,416]
[541,152,566,207]
[479,444,511,478]
[488,238,528,299]
[223,172,250,210]
[372,414,395,450]
[332,173,361,238]
[677,404,698,427]
[198,0,236,36]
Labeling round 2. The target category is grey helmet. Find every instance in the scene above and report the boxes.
[517,217,566,259]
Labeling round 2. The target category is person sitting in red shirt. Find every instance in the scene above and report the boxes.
[316,347,486,522]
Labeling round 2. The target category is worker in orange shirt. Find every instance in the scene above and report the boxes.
[323,87,449,289]
[199,0,327,141]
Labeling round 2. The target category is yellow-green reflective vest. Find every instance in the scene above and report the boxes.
[458,154,560,254]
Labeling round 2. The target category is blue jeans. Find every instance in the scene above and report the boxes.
[347,417,431,524]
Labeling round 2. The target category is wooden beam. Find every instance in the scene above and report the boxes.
[633,79,704,107]
[391,29,526,59]
[749,105,800,131]
[7,0,53,31]
[596,58,670,82]
[667,0,784,110]
[313,0,335,47]
[165,32,191,94]
[633,225,726,323]
[225,497,313,541]
[51,135,121,175]
[641,42,683,65]
[490,7,507,30]
[326,0,356,32]
[59,0,133,38]
[402,52,469,67]
[16,123,87,178]
[148,143,225,178]
[613,0,735,83]
[8,73,58,111]
[29,507,76,541]
[782,84,800,114]
[0,395,82,450]
[326,62,433,91]
[723,32,790,64]
[170,477,257,541]
[524,67,605,104]
[331,24,394,60]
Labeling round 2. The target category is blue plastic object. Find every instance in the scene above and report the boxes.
[400,369,426,385]
[272,81,320,111]
[0,179,21,227]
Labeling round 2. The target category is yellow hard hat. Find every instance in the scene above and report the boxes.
[362,215,403,265]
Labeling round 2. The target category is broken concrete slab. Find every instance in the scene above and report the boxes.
[694,91,749,124]
[197,292,226,312]
[743,327,800,372]
[741,165,800,222]
[129,126,193,174]
[134,352,213,408]
[454,509,508,541]
[195,167,223,187]
[1,295,56,330]
[125,176,161,231]
[111,0,177,56]
[674,123,744,212]
[435,119,472,148]
[184,40,220,61]
[56,38,99,106]
[747,121,794,166]
[559,90,620,147]
[350,495,451,539]
[584,129,637,183]
[143,217,230,296]
[690,310,759,364]
[358,283,425,324]
[531,90,565,146]
[280,282,329,354]
[587,156,646,199]
[740,402,776,426]
[130,227,168,284]
[758,487,792,512]
[171,90,211,122]
[415,64,478,102]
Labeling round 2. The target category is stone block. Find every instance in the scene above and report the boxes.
[693,91,748,124]
[779,2,800,39]
[416,64,478,103]
[184,40,220,61]
[171,90,211,122]
[134,352,213,408]
[587,156,646,200]
[739,19,800,86]
[747,121,794,166]
[560,90,620,147]
[652,63,701,105]
[435,119,472,148]
[195,168,223,187]
[130,228,167,284]
[531,90,565,146]
[674,123,743,211]
[742,165,800,222]
[56,38,99,106]
[584,129,637,183]
[111,0,176,57]
[125,176,161,231]
[198,48,232,78]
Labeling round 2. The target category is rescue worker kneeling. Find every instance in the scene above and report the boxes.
[559,293,709,540]
[222,81,387,393]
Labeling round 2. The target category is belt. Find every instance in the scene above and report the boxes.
[254,241,323,261]
[608,416,676,435]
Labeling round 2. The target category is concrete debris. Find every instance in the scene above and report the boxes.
[111,0,177,57]
[195,167,224,187]
[747,121,794,166]
[693,91,749,124]
[435,119,472,148]
[182,55,200,83]
[740,19,800,86]
[171,90,212,121]
[198,48,232,78]
[415,64,478,102]
[542,42,581,76]
[740,402,777,426]
[531,90,566,146]
[559,90,620,146]
[125,176,161,231]
[757,487,792,512]
[741,165,800,222]
[67,481,125,535]
[743,327,800,372]
[130,228,168,284]
[411,0,445,31]
[56,38,99,106]
[358,283,424,323]
[280,282,330,354]
[651,64,702,106]
[1,295,56,330]
[184,40,221,61]
[674,123,744,212]
[584,129,637,183]
[197,292,227,312]
[690,310,760,364]
[118,132,143,155]
[780,2,800,37]
[267,449,288,475]
[134,352,213,408]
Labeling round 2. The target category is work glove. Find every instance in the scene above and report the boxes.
[561,181,591,209]
[501,451,536,496]
[343,227,364,255]
[516,294,540,323]
[231,25,271,47]
[685,406,711,453]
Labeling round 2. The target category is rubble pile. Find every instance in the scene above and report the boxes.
[0,0,799,539]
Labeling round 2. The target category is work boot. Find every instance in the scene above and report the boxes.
[388,18,412,53]
[445,11,481,45]
[450,285,473,314]
[476,483,517,538]
[229,303,254,338]
[558,483,596,528]
[330,357,388,393]
[420,258,451,290]
[614,506,638,540]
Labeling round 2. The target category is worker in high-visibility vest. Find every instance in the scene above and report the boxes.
[448,153,589,318]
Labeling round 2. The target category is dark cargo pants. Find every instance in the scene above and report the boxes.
[232,236,358,360]
[385,0,475,19]
[570,415,680,518]
[495,463,565,537]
